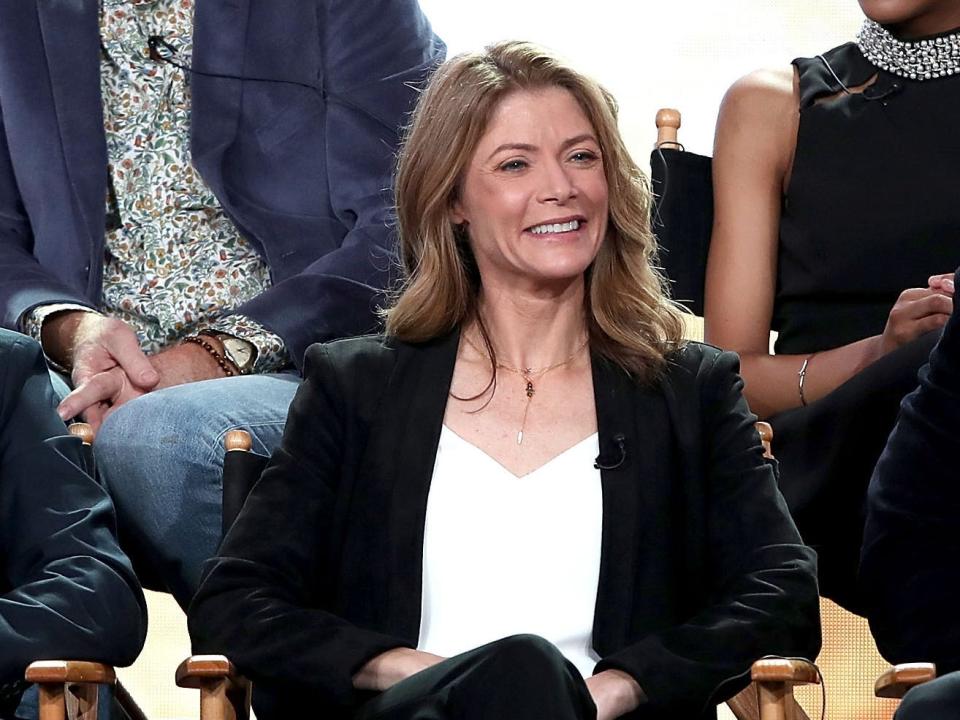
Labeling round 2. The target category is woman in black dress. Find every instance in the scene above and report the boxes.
[705,0,960,612]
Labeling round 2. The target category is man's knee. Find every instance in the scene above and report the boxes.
[95,390,202,475]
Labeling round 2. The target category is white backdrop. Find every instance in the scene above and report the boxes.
[417,1,865,164]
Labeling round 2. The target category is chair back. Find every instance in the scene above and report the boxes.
[650,109,714,316]
[221,430,269,536]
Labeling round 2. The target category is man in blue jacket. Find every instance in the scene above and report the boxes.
[0,329,146,719]
[0,0,444,607]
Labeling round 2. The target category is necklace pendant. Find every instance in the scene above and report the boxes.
[525,380,534,398]
[517,429,524,445]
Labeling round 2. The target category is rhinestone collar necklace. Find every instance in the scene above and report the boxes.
[857,19,960,81]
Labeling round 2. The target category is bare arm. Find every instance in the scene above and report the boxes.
[705,69,951,418]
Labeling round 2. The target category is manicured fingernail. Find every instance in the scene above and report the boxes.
[945,279,955,292]
[140,369,158,383]
[57,407,70,420]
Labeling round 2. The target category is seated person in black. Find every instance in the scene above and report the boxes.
[0,329,146,719]
[706,0,960,613]
[860,267,960,719]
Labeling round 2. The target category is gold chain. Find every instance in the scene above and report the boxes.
[462,333,589,445]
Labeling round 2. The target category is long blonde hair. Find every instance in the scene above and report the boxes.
[386,40,684,379]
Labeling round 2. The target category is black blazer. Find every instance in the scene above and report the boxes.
[0,330,146,693]
[190,330,820,720]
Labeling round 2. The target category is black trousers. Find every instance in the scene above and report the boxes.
[355,635,597,720]
[894,672,960,720]
[770,330,940,615]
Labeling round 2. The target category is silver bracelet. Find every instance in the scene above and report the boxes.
[797,353,818,407]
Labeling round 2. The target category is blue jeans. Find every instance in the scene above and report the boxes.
[53,372,300,609]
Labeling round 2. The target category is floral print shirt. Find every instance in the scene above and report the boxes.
[25,0,288,373]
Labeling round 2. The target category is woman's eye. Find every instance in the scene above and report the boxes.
[499,159,528,172]
[570,150,598,163]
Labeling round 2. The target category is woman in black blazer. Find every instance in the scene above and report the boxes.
[189,41,821,720]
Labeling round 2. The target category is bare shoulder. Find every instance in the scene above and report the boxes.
[714,66,799,180]
[722,67,797,117]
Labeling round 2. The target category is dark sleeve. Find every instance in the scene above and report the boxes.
[0,101,93,331]
[860,283,960,671]
[0,334,146,683]
[230,0,445,368]
[188,343,411,708]
[596,350,822,716]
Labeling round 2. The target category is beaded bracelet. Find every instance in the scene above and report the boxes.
[182,335,238,377]
[797,352,818,407]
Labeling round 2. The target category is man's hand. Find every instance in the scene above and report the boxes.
[585,669,645,720]
[149,339,233,389]
[49,312,158,427]
[53,315,229,428]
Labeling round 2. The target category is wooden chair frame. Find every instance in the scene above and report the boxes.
[874,662,936,699]
[177,431,818,720]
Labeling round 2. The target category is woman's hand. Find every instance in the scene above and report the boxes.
[879,284,954,357]
[352,647,446,692]
[585,669,645,720]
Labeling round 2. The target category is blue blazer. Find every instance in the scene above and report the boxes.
[0,1,444,368]
[0,329,146,689]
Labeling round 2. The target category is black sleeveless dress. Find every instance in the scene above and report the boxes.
[769,42,960,614]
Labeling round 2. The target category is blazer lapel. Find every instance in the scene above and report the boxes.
[36,0,107,251]
[190,0,251,188]
[591,356,670,652]
[361,329,459,640]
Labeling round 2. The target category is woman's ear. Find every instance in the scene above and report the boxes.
[449,200,466,226]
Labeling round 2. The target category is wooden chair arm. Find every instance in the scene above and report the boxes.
[25,661,116,685]
[875,662,937,699]
[751,658,820,686]
[175,655,243,688]
[177,655,252,720]
[25,662,117,720]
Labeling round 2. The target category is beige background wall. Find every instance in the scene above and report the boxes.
[419,0,865,159]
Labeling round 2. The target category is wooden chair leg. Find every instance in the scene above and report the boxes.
[177,655,251,720]
[37,683,66,720]
[27,661,115,720]
[751,659,819,720]
[65,683,99,720]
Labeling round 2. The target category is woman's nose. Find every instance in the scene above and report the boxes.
[537,161,577,204]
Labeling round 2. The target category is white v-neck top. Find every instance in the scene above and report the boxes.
[416,425,603,677]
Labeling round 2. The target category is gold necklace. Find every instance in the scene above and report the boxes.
[463,334,589,445]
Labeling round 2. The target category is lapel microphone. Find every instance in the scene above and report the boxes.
[147,35,321,91]
[594,433,626,470]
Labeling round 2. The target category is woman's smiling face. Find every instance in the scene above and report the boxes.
[450,86,609,295]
